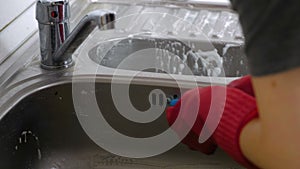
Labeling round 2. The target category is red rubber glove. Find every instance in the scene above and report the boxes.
[166,76,258,169]
[227,75,254,97]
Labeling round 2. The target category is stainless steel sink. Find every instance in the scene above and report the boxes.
[0,80,243,169]
[0,1,247,168]
[89,37,248,77]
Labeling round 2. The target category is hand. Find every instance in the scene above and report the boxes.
[166,76,258,168]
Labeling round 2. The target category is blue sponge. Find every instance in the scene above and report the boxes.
[169,98,179,106]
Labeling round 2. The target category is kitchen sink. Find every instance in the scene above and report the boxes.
[0,0,247,168]
[89,37,248,77]
[0,79,243,169]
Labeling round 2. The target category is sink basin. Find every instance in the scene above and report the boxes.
[0,80,243,169]
[89,37,248,77]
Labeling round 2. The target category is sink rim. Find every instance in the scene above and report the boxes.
[0,74,236,121]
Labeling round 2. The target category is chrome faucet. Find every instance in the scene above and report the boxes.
[36,0,115,69]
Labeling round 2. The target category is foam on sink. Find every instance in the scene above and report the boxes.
[193,49,223,77]
[153,40,223,77]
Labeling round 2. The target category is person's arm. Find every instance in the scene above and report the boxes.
[240,67,300,169]
[167,0,300,168]
[230,0,300,167]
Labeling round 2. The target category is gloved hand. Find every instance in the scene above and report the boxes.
[166,76,258,169]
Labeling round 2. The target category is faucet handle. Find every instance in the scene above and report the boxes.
[36,0,70,24]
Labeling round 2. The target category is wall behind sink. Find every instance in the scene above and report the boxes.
[0,0,35,30]
[0,0,37,64]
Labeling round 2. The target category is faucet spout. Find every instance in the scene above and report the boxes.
[53,11,115,69]
[36,0,115,69]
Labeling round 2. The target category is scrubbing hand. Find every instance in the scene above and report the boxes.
[166,76,258,169]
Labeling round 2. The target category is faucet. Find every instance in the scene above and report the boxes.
[36,0,116,69]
